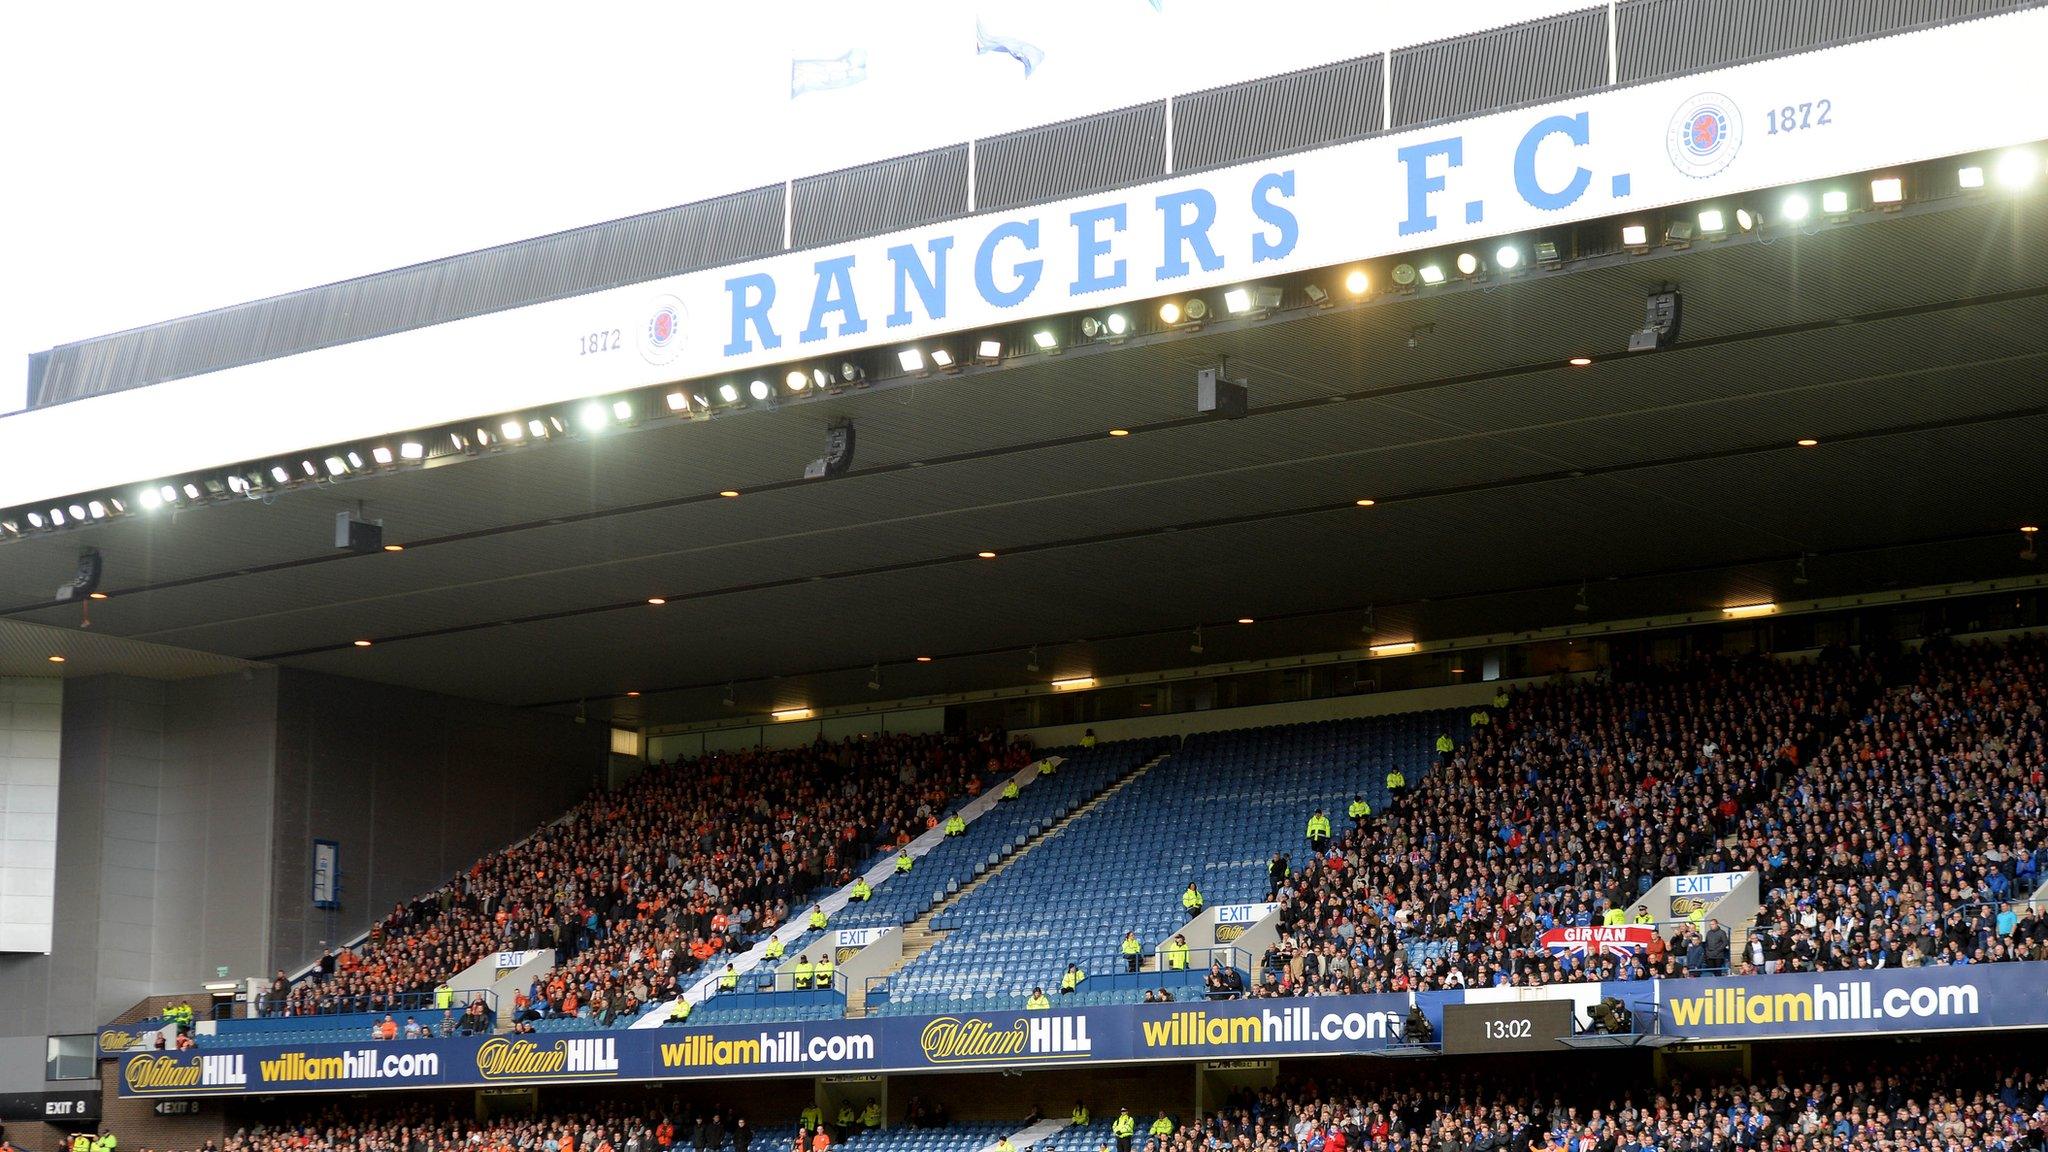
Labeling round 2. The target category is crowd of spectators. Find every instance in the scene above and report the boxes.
[1184,1050,2048,1152]
[146,1102,778,1152]
[1257,651,1871,996]
[1694,637,2047,974]
[270,731,1027,1020]
[1256,639,2048,997]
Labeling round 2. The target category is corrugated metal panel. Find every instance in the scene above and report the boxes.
[1172,56,1384,173]
[974,101,1167,213]
[30,184,788,408]
[791,145,970,249]
[1392,6,1609,128]
[1617,0,2032,82]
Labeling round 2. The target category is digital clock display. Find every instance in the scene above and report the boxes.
[1440,1000,1575,1054]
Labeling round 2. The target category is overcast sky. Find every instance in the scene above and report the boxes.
[0,0,1579,414]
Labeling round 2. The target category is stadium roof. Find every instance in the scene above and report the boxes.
[4,190,2043,725]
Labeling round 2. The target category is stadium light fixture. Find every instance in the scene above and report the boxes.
[1870,176,1904,206]
[1995,149,2039,188]
[976,338,1003,361]
[612,400,633,421]
[898,349,925,373]
[666,391,690,411]
[1621,224,1649,249]
[1368,641,1419,656]
[371,446,395,465]
[578,403,608,432]
[1568,356,1593,367]
[929,348,955,369]
[1455,252,1483,277]
[1390,263,1418,287]
[400,441,424,460]
[1780,193,1811,222]
[500,420,525,441]
[1494,246,1522,271]
[749,379,772,402]
[87,501,106,519]
[1158,300,1182,324]
[1533,241,1562,266]
[1344,268,1370,294]
[1236,617,1255,625]
[718,383,741,404]
[1416,264,1445,285]
[1664,221,1697,248]
[47,655,65,664]
[526,419,548,440]
[352,639,373,648]
[647,597,666,605]
[1735,208,1758,232]
[271,465,292,484]
[1304,284,1332,308]
[772,707,815,722]
[139,488,162,510]
[1031,329,1060,352]
[1698,208,1728,235]
[1049,677,1096,692]
[1722,602,1777,619]
[324,456,348,477]
[1958,164,1986,189]
[25,512,44,528]
[1223,285,1282,317]
[1820,189,1851,217]
[182,483,201,500]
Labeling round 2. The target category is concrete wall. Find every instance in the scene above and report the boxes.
[1015,677,1530,748]
[0,670,273,1096]
[268,670,606,973]
[0,676,62,954]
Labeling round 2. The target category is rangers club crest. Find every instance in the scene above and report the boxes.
[1667,92,1743,179]
[640,294,687,366]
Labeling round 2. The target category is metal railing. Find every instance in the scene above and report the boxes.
[254,988,497,1021]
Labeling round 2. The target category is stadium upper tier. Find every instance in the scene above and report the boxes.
[1261,639,2047,995]
[205,642,2048,1046]
[263,730,1029,1028]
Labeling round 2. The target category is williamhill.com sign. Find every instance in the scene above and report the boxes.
[114,965,2048,1096]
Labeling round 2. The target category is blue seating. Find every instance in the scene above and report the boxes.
[871,710,1463,1014]
[839,1123,1015,1152]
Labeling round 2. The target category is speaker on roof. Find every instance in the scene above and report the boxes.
[53,547,102,603]
[804,420,857,479]
[334,510,384,554]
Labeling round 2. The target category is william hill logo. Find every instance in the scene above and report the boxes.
[125,1054,244,1092]
[475,1036,618,1079]
[919,1015,1090,1064]
[99,1030,139,1052]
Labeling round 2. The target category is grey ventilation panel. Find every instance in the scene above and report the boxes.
[30,184,788,408]
[1173,56,1384,174]
[1391,7,1609,128]
[791,145,971,249]
[975,101,1168,214]
[1617,0,2031,83]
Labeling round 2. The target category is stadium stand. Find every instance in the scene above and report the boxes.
[871,711,1464,1014]
[740,738,1178,1006]
[264,731,1027,1034]
[1194,1046,2047,1152]
[1259,640,2048,996]
[133,1037,2048,1152]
